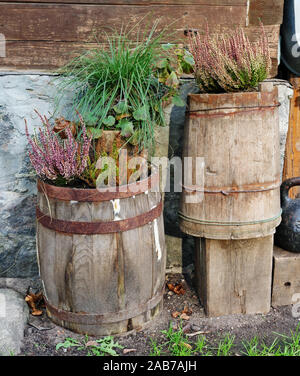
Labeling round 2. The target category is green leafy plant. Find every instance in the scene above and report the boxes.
[154,43,194,106]
[86,337,124,356]
[56,20,183,152]
[56,337,83,351]
[55,335,123,356]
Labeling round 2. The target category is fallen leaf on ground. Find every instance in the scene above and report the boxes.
[174,284,185,295]
[171,311,181,318]
[85,341,98,347]
[123,349,137,354]
[180,313,190,320]
[182,342,192,350]
[167,283,175,292]
[182,305,192,315]
[166,282,185,295]
[31,309,43,316]
[186,331,210,337]
[25,291,45,316]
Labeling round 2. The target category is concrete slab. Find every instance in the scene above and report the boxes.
[0,288,29,355]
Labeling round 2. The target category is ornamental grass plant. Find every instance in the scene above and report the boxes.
[187,24,271,93]
[56,20,185,152]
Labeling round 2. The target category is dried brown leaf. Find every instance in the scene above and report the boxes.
[182,305,192,315]
[31,309,43,316]
[180,313,190,321]
[167,283,175,292]
[173,283,185,295]
[123,349,137,354]
[25,291,45,316]
[53,118,77,139]
[182,342,192,350]
[85,341,98,347]
[186,331,210,337]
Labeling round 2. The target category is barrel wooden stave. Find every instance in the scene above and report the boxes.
[180,84,281,240]
[37,184,166,336]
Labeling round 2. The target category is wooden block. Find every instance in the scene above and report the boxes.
[195,236,273,317]
[272,246,300,307]
[166,235,182,273]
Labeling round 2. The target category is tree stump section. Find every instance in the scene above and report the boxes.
[195,236,273,317]
[272,246,300,307]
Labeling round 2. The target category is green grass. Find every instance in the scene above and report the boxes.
[242,326,300,356]
[149,322,234,356]
[216,333,235,356]
[149,323,300,357]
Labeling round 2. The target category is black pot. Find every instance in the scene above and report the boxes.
[275,177,300,252]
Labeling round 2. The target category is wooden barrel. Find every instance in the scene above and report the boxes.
[36,171,166,336]
[179,82,281,240]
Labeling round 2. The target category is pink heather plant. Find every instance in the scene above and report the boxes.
[187,25,271,93]
[25,110,92,184]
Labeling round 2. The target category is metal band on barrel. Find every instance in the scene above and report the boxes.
[37,171,159,202]
[182,179,281,195]
[178,210,282,227]
[44,286,164,325]
[36,200,163,235]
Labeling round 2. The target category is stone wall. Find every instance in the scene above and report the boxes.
[0,72,293,277]
[0,72,73,277]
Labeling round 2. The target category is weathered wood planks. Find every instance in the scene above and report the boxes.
[36,176,166,336]
[0,3,246,42]
[0,0,283,71]
[195,236,274,316]
[249,0,284,25]
[179,82,281,240]
[1,0,248,5]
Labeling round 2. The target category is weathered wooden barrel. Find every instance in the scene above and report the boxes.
[179,81,281,240]
[36,170,166,336]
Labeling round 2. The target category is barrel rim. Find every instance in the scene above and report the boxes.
[187,86,279,110]
[37,168,159,202]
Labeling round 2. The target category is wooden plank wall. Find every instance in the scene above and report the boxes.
[282,75,300,198]
[0,0,284,72]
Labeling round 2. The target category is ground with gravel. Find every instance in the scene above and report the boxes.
[6,273,297,357]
